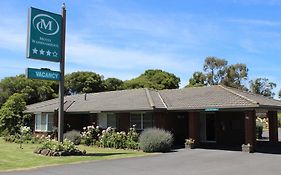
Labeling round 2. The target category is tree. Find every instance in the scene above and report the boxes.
[0,75,58,106]
[103,78,124,91]
[0,93,29,135]
[279,89,281,99]
[65,71,104,94]
[221,63,248,90]
[203,56,227,85]
[249,78,276,97]
[124,69,180,90]
[186,71,207,87]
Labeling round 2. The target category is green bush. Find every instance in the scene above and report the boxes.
[139,128,173,153]
[64,130,81,145]
[126,126,139,149]
[35,139,85,156]
[81,125,100,146]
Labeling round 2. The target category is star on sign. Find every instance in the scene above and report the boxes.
[46,50,51,56]
[39,49,45,55]
[53,51,58,57]
[32,48,38,54]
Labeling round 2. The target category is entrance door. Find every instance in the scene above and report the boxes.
[200,113,216,142]
[206,114,216,141]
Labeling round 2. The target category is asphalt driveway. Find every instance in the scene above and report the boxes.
[1,148,281,175]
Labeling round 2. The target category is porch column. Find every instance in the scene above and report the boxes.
[244,110,256,152]
[268,111,278,144]
[188,112,200,145]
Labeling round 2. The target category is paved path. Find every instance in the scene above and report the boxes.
[1,149,281,175]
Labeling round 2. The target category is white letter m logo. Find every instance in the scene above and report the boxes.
[37,19,52,31]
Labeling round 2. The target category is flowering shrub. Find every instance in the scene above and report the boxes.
[99,127,116,148]
[34,138,86,156]
[126,125,139,149]
[81,125,100,146]
[99,125,139,149]
[4,126,33,144]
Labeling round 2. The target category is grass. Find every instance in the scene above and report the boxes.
[0,139,150,171]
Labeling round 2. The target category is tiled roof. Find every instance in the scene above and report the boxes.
[25,85,281,113]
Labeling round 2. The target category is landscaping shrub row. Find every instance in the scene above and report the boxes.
[4,125,174,155]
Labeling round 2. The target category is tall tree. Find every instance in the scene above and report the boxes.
[0,75,57,106]
[186,71,207,87]
[203,56,227,85]
[221,63,248,90]
[65,71,104,94]
[0,93,28,135]
[103,78,124,91]
[249,78,276,97]
[124,69,180,90]
[203,57,227,85]
[279,89,281,99]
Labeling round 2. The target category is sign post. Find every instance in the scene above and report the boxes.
[58,4,66,143]
[26,4,66,143]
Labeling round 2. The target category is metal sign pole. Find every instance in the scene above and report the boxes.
[58,3,66,142]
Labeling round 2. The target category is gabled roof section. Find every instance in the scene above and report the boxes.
[66,88,159,113]
[25,85,281,113]
[220,85,281,108]
[159,86,250,110]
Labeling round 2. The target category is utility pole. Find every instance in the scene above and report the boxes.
[58,3,66,142]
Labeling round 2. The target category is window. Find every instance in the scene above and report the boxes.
[130,113,153,130]
[35,113,54,132]
[97,113,118,128]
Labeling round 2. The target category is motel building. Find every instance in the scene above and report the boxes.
[25,85,281,152]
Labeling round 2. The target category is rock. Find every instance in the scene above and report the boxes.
[53,152,59,156]
[33,148,42,154]
[41,149,50,156]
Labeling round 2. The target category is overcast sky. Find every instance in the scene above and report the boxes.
[0,0,280,95]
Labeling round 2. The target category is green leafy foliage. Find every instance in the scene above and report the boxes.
[126,126,139,149]
[0,93,30,135]
[81,125,100,146]
[139,128,173,152]
[64,130,82,145]
[0,75,58,107]
[249,78,276,97]
[203,56,228,85]
[65,71,104,94]
[124,69,180,90]
[103,78,124,91]
[187,57,250,90]
[186,71,207,87]
[221,63,248,90]
[35,139,85,156]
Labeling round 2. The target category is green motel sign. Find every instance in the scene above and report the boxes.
[26,68,60,81]
[26,7,62,62]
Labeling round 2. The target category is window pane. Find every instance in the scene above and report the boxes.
[98,113,107,129]
[35,114,41,131]
[143,113,153,129]
[41,114,47,131]
[107,113,117,128]
[47,113,54,132]
[130,113,141,130]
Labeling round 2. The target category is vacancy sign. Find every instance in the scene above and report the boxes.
[26,7,62,62]
[26,68,60,81]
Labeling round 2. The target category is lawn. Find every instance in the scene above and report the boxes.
[0,139,149,171]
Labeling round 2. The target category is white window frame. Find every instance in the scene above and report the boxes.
[97,113,117,129]
[35,113,54,132]
[130,112,153,130]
